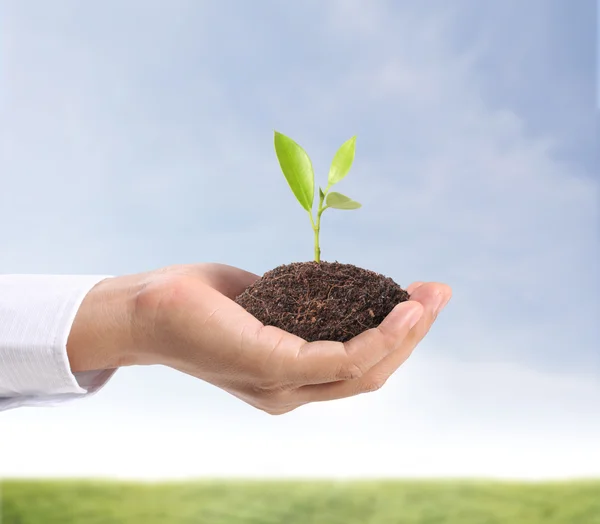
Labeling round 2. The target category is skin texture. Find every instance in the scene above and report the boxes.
[67,263,452,415]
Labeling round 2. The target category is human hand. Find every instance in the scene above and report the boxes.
[68,264,451,415]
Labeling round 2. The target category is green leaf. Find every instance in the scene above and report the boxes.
[327,136,356,186]
[273,131,314,212]
[326,191,362,210]
[319,187,326,202]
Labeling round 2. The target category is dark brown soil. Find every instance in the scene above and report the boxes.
[234,261,410,342]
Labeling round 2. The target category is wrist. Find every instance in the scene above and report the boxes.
[66,275,142,373]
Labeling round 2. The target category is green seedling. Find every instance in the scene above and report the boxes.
[273,131,361,262]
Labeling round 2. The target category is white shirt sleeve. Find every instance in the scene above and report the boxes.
[0,275,118,412]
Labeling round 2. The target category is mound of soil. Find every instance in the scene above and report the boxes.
[234,261,410,342]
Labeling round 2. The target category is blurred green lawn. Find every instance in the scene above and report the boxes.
[2,479,599,524]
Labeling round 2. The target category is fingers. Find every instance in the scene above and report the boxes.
[271,300,423,388]
[291,282,451,403]
[404,281,452,340]
[351,282,451,389]
[336,300,425,376]
[242,299,425,414]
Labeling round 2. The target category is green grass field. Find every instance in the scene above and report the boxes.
[2,479,599,524]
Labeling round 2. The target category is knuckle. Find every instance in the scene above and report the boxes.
[252,386,289,413]
[336,361,365,381]
[361,376,388,393]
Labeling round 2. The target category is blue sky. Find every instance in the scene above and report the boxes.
[0,0,598,479]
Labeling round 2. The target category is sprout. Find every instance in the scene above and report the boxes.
[273,131,361,262]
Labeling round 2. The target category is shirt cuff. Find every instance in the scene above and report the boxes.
[0,274,115,397]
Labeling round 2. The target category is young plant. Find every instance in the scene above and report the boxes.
[273,131,361,262]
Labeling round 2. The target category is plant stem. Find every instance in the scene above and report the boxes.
[311,188,328,263]
[314,214,321,263]
[308,212,318,262]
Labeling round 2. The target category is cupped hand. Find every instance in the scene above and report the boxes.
[130,263,452,415]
